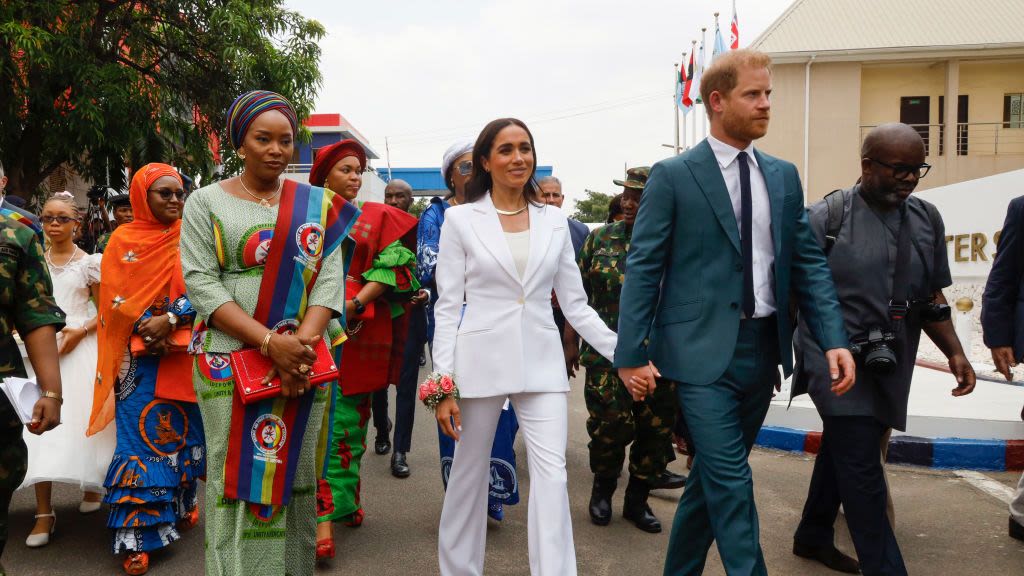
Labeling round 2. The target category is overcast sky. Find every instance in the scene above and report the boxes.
[284,0,793,207]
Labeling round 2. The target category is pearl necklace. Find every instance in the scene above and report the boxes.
[46,246,80,271]
[239,175,283,208]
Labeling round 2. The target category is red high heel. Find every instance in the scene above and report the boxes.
[343,508,364,527]
[316,537,336,560]
[123,552,149,575]
[176,507,199,532]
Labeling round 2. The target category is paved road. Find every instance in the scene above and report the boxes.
[5,372,1023,575]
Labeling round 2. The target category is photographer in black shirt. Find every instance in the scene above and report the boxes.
[791,123,976,575]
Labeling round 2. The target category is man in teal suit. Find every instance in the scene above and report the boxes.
[615,50,857,576]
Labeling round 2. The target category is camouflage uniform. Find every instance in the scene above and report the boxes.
[578,216,676,482]
[0,213,65,560]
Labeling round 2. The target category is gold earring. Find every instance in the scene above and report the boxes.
[238,153,246,160]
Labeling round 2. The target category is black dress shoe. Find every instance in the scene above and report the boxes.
[623,476,661,533]
[374,420,392,455]
[792,541,861,574]
[589,475,617,526]
[649,470,687,490]
[1011,516,1024,542]
[391,452,411,478]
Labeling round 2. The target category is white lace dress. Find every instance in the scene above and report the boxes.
[21,252,116,492]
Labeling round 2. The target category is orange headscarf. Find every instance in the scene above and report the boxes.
[88,163,187,435]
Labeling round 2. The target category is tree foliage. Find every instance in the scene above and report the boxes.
[570,189,614,224]
[0,0,325,197]
[409,197,430,219]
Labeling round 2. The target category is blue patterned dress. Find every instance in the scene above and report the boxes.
[103,295,206,554]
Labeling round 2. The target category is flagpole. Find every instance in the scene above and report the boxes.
[673,63,682,155]
[680,54,688,151]
[701,27,708,139]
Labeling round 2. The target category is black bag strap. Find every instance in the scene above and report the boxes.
[889,206,913,333]
[823,189,846,255]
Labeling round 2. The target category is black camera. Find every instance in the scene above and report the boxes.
[849,327,898,375]
[87,184,111,201]
[913,299,951,324]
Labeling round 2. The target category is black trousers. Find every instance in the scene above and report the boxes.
[372,305,427,453]
[794,415,907,576]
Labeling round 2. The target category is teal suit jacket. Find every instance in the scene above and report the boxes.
[613,140,848,385]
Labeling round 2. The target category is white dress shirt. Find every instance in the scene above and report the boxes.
[707,134,777,317]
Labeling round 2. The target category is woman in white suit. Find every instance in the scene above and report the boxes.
[432,118,632,576]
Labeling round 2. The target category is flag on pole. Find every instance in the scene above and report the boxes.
[713,14,728,62]
[693,33,706,104]
[674,63,686,113]
[730,1,740,49]
[681,43,696,112]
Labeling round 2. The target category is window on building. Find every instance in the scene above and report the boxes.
[1005,93,1024,129]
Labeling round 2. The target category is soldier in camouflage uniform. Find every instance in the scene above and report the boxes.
[0,212,65,572]
[576,167,684,534]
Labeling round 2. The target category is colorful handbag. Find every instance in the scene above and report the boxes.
[129,328,193,357]
[229,338,337,404]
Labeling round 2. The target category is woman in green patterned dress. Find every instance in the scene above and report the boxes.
[180,91,353,576]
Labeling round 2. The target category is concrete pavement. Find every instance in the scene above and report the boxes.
[4,372,1023,575]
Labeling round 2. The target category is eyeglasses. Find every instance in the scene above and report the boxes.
[40,216,76,225]
[456,160,473,176]
[150,188,187,201]
[866,158,931,180]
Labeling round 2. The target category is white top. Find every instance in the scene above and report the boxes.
[707,134,777,317]
[504,230,531,279]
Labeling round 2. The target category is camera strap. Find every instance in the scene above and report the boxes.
[889,206,913,333]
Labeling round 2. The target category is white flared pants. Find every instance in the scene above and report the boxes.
[438,392,575,576]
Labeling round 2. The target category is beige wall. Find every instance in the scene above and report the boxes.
[759,62,863,202]
[761,54,1024,204]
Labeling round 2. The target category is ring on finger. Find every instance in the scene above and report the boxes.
[297,363,311,375]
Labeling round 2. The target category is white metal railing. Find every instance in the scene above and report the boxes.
[859,123,1024,157]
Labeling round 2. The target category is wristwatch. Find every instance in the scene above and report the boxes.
[166,312,178,327]
[351,296,366,316]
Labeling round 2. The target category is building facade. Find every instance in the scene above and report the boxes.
[751,0,1024,202]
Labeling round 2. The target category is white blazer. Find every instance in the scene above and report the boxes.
[432,193,616,398]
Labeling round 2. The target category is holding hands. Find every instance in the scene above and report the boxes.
[617,361,661,402]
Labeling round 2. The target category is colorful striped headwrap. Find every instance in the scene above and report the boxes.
[226,90,298,150]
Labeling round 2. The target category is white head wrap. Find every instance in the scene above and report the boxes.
[441,139,475,186]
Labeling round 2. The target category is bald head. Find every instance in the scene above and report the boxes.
[859,123,928,211]
[861,123,925,159]
[384,178,413,212]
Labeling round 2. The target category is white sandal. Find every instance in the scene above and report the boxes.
[25,512,55,548]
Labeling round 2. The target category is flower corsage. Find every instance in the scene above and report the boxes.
[418,372,459,411]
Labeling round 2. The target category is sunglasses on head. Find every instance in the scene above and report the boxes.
[41,215,76,225]
[150,187,187,201]
[456,160,473,176]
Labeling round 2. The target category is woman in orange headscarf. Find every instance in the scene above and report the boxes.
[91,164,206,575]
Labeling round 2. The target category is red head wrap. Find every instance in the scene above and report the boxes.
[309,139,367,188]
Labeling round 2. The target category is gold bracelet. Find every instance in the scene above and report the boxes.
[260,330,274,356]
[41,391,63,405]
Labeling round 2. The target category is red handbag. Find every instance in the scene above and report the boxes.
[229,338,338,404]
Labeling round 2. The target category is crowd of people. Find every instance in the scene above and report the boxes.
[0,48,1022,576]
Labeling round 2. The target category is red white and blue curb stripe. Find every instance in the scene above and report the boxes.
[756,426,1024,472]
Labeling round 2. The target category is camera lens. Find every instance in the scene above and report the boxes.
[863,343,897,375]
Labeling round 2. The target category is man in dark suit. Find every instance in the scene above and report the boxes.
[615,49,856,576]
[982,197,1024,542]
